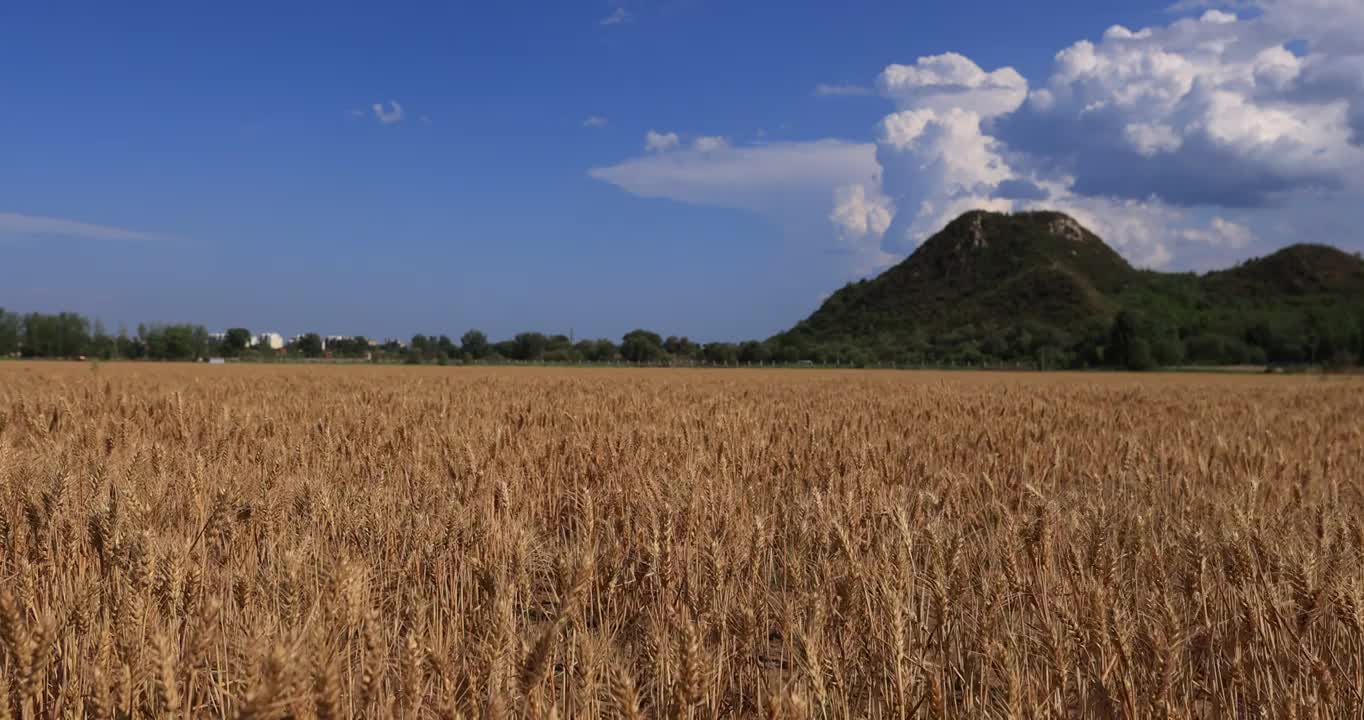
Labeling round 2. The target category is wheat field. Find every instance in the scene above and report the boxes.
[0,362,1361,719]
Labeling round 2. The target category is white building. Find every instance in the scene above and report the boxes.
[257,332,285,350]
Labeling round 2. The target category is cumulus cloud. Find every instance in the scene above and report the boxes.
[583,115,609,128]
[876,107,1018,249]
[372,101,404,125]
[815,83,874,97]
[997,5,1364,206]
[644,130,680,152]
[1254,0,1364,54]
[830,185,898,273]
[1123,122,1183,156]
[830,185,894,238]
[878,53,1028,118]
[869,54,1029,250]
[0,212,157,243]
[592,0,1364,284]
[861,37,1328,266]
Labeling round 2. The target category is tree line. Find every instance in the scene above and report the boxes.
[4,307,1361,370]
[0,310,728,365]
[0,310,214,361]
[775,306,1364,371]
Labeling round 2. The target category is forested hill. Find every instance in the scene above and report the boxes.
[774,210,1364,369]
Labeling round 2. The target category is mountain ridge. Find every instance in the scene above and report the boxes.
[774,210,1364,367]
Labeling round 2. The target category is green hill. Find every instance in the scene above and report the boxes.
[1204,244,1364,297]
[773,210,1364,368]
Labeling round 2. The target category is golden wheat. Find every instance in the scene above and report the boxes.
[0,361,1361,718]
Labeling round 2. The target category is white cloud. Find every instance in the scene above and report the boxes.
[1034,193,1182,268]
[865,42,1298,267]
[371,100,404,125]
[0,212,157,243]
[583,115,609,128]
[877,109,1013,191]
[590,140,895,274]
[1000,6,1364,206]
[599,7,631,26]
[1103,25,1153,41]
[692,136,729,152]
[878,53,1028,118]
[1200,9,1239,25]
[1254,0,1364,54]
[591,139,879,213]
[1123,122,1183,156]
[592,0,1364,283]
[815,83,874,97]
[1180,216,1255,248]
[644,130,681,152]
[872,54,1024,249]
[830,185,894,238]
[830,185,899,274]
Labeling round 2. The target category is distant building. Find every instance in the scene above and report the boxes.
[257,332,285,350]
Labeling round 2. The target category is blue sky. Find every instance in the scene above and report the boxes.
[3,1,1362,341]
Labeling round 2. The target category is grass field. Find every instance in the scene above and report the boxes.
[1,362,1362,718]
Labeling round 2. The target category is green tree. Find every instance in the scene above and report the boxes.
[294,333,324,358]
[513,332,548,361]
[140,323,207,360]
[1126,338,1154,371]
[1108,311,1154,371]
[436,335,457,359]
[223,328,253,357]
[117,327,144,359]
[576,338,616,362]
[22,312,91,357]
[702,342,739,365]
[620,330,663,363]
[328,336,370,358]
[663,336,700,361]
[0,309,19,356]
[1150,336,1184,367]
[981,330,1009,360]
[546,335,574,355]
[90,319,116,360]
[738,340,769,364]
[461,330,490,359]
[410,334,432,361]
